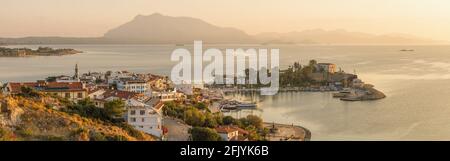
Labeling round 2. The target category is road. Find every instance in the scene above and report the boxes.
[163,117,191,141]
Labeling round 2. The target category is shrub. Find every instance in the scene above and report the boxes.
[222,116,236,125]
[189,127,222,141]
[89,131,107,141]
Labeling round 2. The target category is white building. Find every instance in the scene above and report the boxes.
[117,80,150,94]
[126,98,164,138]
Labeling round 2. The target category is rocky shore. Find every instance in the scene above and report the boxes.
[333,84,386,101]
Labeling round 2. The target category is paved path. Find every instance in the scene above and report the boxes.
[163,117,191,141]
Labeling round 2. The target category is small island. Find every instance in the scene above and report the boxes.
[0,46,82,57]
[213,60,386,102]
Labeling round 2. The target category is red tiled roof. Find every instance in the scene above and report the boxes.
[7,82,85,94]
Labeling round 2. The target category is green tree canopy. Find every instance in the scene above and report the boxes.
[189,127,222,141]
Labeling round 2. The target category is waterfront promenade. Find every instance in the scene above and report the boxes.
[264,122,311,141]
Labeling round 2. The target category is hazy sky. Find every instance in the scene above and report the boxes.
[2,0,450,41]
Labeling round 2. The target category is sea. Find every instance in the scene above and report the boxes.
[2,44,450,140]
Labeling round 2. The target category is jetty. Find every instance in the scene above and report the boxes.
[333,83,386,101]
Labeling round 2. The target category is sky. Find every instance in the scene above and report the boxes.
[1,0,450,41]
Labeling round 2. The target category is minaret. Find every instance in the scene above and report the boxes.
[74,63,79,80]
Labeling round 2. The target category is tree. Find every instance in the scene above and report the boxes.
[194,102,207,110]
[184,108,206,127]
[204,113,218,128]
[189,127,222,141]
[309,59,318,72]
[240,115,263,129]
[64,98,111,122]
[19,86,41,98]
[104,99,125,119]
[223,116,236,125]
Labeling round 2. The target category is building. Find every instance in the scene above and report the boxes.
[317,63,337,74]
[215,125,249,141]
[3,81,87,102]
[126,98,164,138]
[116,79,150,94]
[107,71,134,84]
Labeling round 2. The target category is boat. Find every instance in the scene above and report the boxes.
[400,49,414,52]
[237,103,257,108]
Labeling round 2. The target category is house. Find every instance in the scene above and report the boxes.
[3,81,87,102]
[116,79,150,94]
[126,98,164,138]
[215,125,249,141]
[151,90,186,102]
[91,89,141,108]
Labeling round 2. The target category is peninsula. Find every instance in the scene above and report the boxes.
[0,46,82,57]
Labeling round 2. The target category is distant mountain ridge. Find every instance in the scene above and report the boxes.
[104,13,255,43]
[254,29,439,44]
[0,13,442,44]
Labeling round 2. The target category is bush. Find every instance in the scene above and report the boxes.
[19,86,41,98]
[89,132,107,141]
[189,127,222,141]
[104,99,125,118]
[222,116,236,125]
[63,99,122,123]
[118,123,145,139]
[106,135,128,141]
[239,115,263,129]
[0,128,16,141]
[203,113,218,128]
[194,102,207,110]
[184,108,206,127]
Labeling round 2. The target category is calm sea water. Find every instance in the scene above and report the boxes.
[2,44,450,140]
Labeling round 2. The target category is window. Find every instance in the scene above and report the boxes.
[130,118,136,122]
[141,118,145,122]
[130,110,136,115]
[77,92,83,98]
[140,110,145,115]
[65,93,70,98]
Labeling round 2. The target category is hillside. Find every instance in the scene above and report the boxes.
[0,95,155,141]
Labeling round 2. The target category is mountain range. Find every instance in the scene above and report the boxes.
[0,13,442,45]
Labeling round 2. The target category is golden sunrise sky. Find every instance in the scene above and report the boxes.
[1,0,450,41]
